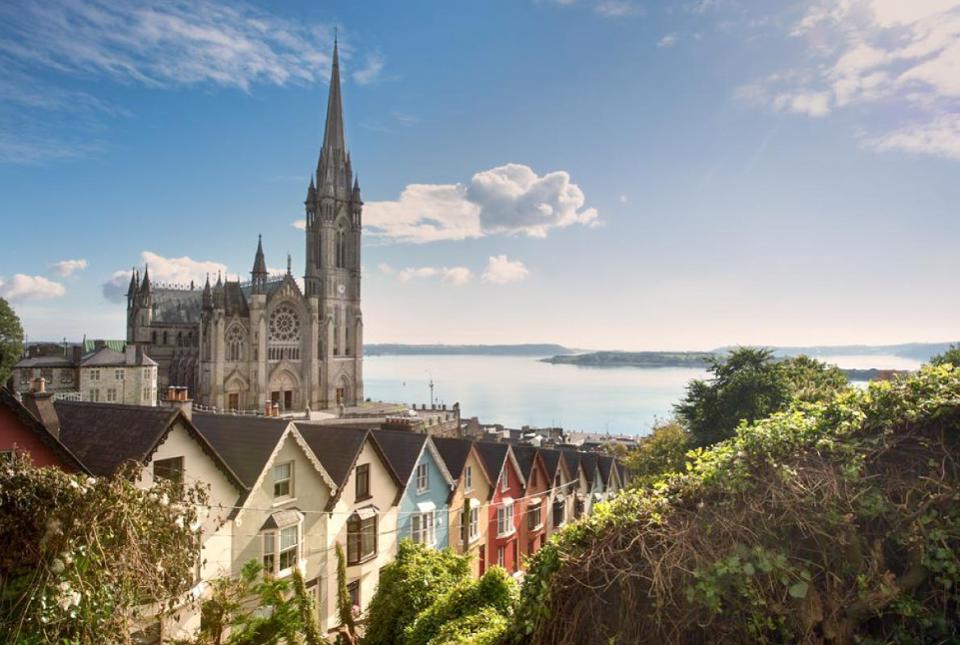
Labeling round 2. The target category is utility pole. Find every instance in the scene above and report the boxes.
[426,370,434,407]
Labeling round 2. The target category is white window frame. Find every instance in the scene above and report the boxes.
[497,545,506,567]
[106,388,117,402]
[469,506,479,541]
[497,501,515,537]
[464,465,473,492]
[501,468,508,492]
[261,518,302,578]
[90,369,100,381]
[115,369,124,381]
[412,510,436,546]
[273,461,294,500]
[415,463,429,493]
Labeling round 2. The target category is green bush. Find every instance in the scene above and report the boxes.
[509,365,960,644]
[402,566,517,645]
[624,420,691,486]
[362,539,469,644]
[428,606,509,645]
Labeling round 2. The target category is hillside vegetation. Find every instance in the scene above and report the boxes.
[507,364,960,643]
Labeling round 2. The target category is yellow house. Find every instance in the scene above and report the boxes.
[433,437,494,578]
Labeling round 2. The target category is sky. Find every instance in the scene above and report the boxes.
[0,0,958,351]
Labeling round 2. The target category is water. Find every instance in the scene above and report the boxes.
[363,353,924,436]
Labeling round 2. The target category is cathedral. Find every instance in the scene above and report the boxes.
[126,41,363,411]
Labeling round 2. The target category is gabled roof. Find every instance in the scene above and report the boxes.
[580,452,599,486]
[13,355,75,369]
[538,448,569,482]
[80,347,156,367]
[1,388,88,473]
[432,437,493,502]
[597,455,617,488]
[371,430,455,500]
[193,413,289,488]
[55,403,242,494]
[475,441,526,489]
[561,449,582,478]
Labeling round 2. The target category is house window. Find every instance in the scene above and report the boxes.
[90,369,100,381]
[154,456,184,487]
[527,501,543,532]
[464,465,473,491]
[279,525,299,571]
[501,468,508,492]
[412,510,436,546]
[262,532,276,573]
[89,389,99,402]
[497,500,514,537]
[347,580,360,610]
[460,502,480,543]
[106,388,117,402]
[59,370,73,385]
[115,369,124,380]
[553,499,565,527]
[347,510,378,564]
[415,463,429,493]
[497,545,506,567]
[273,461,293,499]
[355,464,370,501]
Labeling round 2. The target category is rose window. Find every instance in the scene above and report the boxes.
[269,306,301,342]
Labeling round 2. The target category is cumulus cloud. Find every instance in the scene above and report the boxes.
[658,34,678,48]
[364,163,599,244]
[51,258,88,277]
[378,263,396,276]
[0,274,66,301]
[102,250,228,302]
[291,219,307,231]
[481,255,530,284]
[396,266,474,286]
[739,0,960,158]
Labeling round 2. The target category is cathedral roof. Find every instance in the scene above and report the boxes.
[150,289,204,324]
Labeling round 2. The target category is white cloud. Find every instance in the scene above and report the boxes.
[619,194,629,203]
[0,274,66,301]
[396,266,474,286]
[0,0,337,91]
[658,34,678,48]
[51,258,88,277]
[741,0,960,159]
[353,52,385,85]
[291,219,306,231]
[594,0,643,17]
[378,263,396,276]
[102,250,228,302]
[481,255,530,284]
[365,163,599,244]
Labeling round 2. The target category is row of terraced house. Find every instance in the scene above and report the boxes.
[0,380,624,641]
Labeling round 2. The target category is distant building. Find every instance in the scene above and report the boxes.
[79,345,158,405]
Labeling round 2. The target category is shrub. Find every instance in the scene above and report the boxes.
[509,365,960,644]
[361,539,469,644]
[624,420,691,486]
[402,566,517,645]
[428,606,509,645]
[0,457,207,643]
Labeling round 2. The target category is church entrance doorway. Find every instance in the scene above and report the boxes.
[228,393,239,410]
[336,387,345,405]
[284,390,293,410]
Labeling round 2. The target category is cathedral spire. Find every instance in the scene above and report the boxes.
[127,267,138,297]
[251,234,268,294]
[140,264,151,293]
[322,36,346,155]
[317,37,351,197]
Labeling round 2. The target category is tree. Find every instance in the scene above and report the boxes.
[0,297,24,387]
[930,344,960,367]
[362,540,470,645]
[675,348,847,447]
[0,457,207,643]
[334,543,357,644]
[624,421,691,486]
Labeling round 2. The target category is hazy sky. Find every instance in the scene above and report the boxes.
[1,0,958,350]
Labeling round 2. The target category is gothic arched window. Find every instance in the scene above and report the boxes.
[335,225,346,268]
[226,326,245,362]
[268,304,302,361]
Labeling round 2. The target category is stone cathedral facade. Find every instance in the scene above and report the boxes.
[125,42,363,411]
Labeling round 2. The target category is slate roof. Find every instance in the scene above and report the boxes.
[13,355,76,368]
[432,436,473,480]
[80,347,156,367]
[580,452,599,485]
[511,444,539,481]
[371,429,427,487]
[295,424,370,490]
[597,455,615,486]
[222,282,249,318]
[474,441,511,484]
[192,413,289,488]
[538,448,565,480]
[152,289,203,324]
[561,449,582,477]
[55,401,180,476]
[1,388,88,473]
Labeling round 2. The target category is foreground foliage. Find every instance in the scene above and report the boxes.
[509,365,960,644]
[623,420,691,487]
[675,348,849,446]
[361,540,469,645]
[0,297,24,386]
[0,458,206,643]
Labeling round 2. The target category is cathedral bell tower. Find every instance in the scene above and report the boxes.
[303,38,364,407]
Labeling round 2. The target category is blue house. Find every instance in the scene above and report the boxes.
[372,429,455,549]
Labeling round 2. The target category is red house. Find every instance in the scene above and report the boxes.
[0,384,87,472]
[512,445,550,562]
[475,442,525,575]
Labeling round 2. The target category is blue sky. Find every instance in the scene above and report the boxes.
[1,0,958,350]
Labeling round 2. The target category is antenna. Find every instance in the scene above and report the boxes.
[426,370,435,407]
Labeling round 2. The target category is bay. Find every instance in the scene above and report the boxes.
[363,353,924,436]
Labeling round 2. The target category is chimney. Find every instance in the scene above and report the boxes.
[22,378,61,439]
[165,386,192,421]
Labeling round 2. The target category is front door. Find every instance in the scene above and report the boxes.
[336,387,345,405]
[228,393,239,410]
[283,390,293,410]
[271,391,280,405]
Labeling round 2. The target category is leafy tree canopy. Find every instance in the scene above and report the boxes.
[624,421,691,487]
[674,347,847,447]
[0,297,24,386]
[931,343,960,367]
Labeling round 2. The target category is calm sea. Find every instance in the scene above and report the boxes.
[363,353,923,436]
